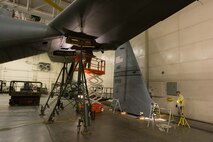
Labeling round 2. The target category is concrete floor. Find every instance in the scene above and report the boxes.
[0,94,212,142]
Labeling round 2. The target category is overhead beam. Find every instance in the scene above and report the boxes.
[44,0,63,11]
[0,1,53,20]
[31,3,48,10]
[26,0,30,11]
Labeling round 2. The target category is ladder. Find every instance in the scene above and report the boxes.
[147,103,174,133]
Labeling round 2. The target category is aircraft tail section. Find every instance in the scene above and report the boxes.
[113,42,153,117]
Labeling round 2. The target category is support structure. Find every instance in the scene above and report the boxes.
[178,107,190,128]
[85,57,106,104]
[75,51,92,134]
[147,103,160,127]
[40,16,104,134]
[147,103,175,133]
[40,52,92,134]
[40,63,69,116]
[110,98,122,113]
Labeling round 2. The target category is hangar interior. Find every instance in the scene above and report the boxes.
[0,0,213,142]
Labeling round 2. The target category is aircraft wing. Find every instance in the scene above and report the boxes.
[0,0,195,63]
[0,16,61,63]
[49,0,196,46]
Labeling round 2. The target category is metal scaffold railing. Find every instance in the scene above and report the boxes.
[82,57,107,104]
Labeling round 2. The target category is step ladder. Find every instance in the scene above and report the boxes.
[110,98,122,113]
[147,103,175,133]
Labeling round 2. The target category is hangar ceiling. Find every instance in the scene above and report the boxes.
[0,0,74,22]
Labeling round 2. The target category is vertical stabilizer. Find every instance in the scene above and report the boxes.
[113,42,152,116]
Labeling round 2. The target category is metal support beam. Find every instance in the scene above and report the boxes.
[26,0,30,11]
[31,3,48,10]
[44,0,63,11]
[0,1,53,20]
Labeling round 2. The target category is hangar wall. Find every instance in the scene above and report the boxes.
[130,32,147,83]
[0,51,115,92]
[147,0,213,123]
[0,53,63,91]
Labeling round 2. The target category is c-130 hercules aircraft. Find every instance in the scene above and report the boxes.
[0,0,196,133]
